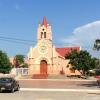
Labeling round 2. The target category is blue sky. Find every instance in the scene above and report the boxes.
[0,0,100,57]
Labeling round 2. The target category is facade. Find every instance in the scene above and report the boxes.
[27,17,81,77]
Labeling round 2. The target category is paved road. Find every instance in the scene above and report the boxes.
[18,79,99,89]
[0,79,100,100]
[0,91,100,100]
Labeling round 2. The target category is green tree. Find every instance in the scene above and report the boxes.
[15,55,24,64]
[93,39,100,51]
[93,39,100,74]
[65,50,79,68]
[65,50,96,76]
[14,54,28,68]
[0,50,12,73]
[94,58,100,69]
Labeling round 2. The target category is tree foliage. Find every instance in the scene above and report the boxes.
[15,55,24,64]
[13,54,28,68]
[94,58,100,69]
[92,39,100,74]
[65,50,96,75]
[0,50,12,73]
[93,39,100,51]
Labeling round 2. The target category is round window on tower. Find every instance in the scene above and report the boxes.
[42,28,45,31]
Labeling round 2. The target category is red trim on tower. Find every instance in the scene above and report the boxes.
[42,16,48,27]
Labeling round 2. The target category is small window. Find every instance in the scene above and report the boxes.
[41,32,43,38]
[42,28,45,31]
[44,32,46,38]
[66,65,69,68]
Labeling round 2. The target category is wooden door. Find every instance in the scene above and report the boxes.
[40,60,47,74]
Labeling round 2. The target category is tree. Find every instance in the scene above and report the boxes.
[0,50,12,73]
[93,39,100,51]
[15,55,24,64]
[65,50,79,68]
[93,58,100,69]
[13,57,20,68]
[13,54,28,68]
[65,50,96,76]
[93,39,100,74]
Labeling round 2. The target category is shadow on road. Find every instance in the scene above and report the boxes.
[88,93,100,95]
[0,90,18,93]
[77,81,99,88]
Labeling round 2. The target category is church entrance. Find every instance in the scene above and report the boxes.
[32,60,48,79]
[40,60,47,74]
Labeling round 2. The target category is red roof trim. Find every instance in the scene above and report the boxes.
[56,47,80,57]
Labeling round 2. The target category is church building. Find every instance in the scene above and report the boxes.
[28,17,80,78]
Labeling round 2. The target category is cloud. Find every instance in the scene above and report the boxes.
[61,20,100,57]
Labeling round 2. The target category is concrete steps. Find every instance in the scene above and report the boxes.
[32,74,48,79]
[48,75,67,79]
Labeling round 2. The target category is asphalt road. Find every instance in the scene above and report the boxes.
[0,91,100,100]
[18,79,98,89]
[0,79,100,100]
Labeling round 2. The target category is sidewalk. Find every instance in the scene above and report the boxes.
[20,88,100,93]
[17,78,97,81]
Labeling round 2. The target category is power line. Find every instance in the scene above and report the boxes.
[0,36,62,46]
[0,35,80,46]
[0,35,92,49]
[0,36,36,43]
[0,38,35,45]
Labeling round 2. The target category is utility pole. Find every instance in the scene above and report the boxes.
[52,42,53,73]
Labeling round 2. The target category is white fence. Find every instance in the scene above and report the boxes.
[10,68,29,75]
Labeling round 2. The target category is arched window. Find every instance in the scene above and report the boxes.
[41,32,43,38]
[44,32,46,38]
[41,32,46,38]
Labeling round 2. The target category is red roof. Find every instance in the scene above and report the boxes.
[42,16,48,27]
[56,47,80,57]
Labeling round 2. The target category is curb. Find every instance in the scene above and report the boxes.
[20,88,100,93]
[17,79,96,82]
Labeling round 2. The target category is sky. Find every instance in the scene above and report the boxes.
[0,0,100,57]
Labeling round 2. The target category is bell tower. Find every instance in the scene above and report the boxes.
[37,16,52,41]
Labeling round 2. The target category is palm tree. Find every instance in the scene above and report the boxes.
[93,39,100,51]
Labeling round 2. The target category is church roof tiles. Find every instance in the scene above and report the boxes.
[56,47,80,57]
